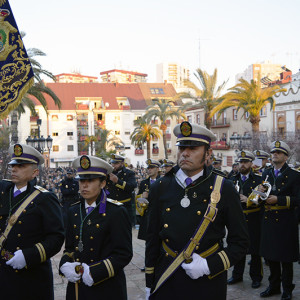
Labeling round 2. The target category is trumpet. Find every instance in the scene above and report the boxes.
[247,175,272,205]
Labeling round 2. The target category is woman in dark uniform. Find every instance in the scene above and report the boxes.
[59,155,133,300]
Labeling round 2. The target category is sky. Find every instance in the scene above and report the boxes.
[10,0,300,90]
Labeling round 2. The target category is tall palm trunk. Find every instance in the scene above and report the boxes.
[146,140,150,159]
[160,123,168,159]
[11,111,19,144]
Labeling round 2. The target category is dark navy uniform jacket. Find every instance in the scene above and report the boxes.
[0,179,64,300]
[59,195,133,300]
[106,166,137,205]
[260,163,300,262]
[145,166,249,300]
[60,177,79,200]
[137,176,160,241]
[229,171,262,255]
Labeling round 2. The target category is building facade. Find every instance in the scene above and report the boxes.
[100,69,148,83]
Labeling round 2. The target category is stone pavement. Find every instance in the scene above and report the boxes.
[52,228,300,300]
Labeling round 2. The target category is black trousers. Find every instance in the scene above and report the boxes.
[268,260,295,293]
[232,254,263,282]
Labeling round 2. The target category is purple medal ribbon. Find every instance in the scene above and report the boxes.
[99,189,107,214]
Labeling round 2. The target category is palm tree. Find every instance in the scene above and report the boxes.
[177,68,227,129]
[95,128,124,160]
[11,33,61,142]
[130,116,161,159]
[0,123,11,178]
[84,135,98,155]
[210,78,286,133]
[143,99,184,158]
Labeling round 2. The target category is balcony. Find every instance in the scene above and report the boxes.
[96,120,104,126]
[78,120,87,126]
[211,118,230,128]
[30,116,39,122]
[80,136,86,141]
[167,149,172,154]
[80,151,88,155]
[135,149,144,155]
[166,133,171,140]
[152,148,159,155]
[210,141,230,150]
[77,104,89,110]
[166,119,171,126]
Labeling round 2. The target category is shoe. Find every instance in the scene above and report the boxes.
[140,267,145,272]
[227,277,243,285]
[252,281,261,289]
[281,291,292,300]
[260,287,281,297]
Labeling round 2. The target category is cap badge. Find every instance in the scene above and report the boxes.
[241,151,246,157]
[80,156,90,170]
[111,154,116,159]
[180,121,192,137]
[163,159,167,163]
[14,144,23,157]
[147,159,152,165]
[275,141,281,148]
[256,151,260,156]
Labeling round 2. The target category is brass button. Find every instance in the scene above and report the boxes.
[197,211,201,215]
[164,224,168,228]
[76,258,80,262]
[210,186,213,189]
[0,216,2,219]
[195,246,199,250]
[246,220,248,222]
[276,211,278,214]
[31,202,34,204]
[276,219,279,222]
[265,216,268,219]
[282,183,284,185]
[96,224,100,228]
[278,189,280,191]
[90,236,94,240]
[253,181,255,183]
[73,225,77,228]
[17,234,21,237]
[165,239,169,243]
[165,253,169,257]
[102,213,106,217]
[75,213,78,216]
[166,208,170,212]
[203,199,207,203]
[18,221,22,224]
[90,260,94,262]
[23,209,26,213]
[15,270,18,273]
[90,248,94,251]
[75,247,79,251]
[75,235,79,239]
[16,247,20,250]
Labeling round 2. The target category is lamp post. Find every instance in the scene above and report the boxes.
[25,119,53,184]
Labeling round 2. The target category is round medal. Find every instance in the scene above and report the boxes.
[180,195,190,208]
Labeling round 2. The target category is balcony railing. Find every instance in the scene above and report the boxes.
[210,141,230,150]
[30,116,39,122]
[211,118,230,128]
[135,149,144,155]
[80,151,88,155]
[152,148,159,155]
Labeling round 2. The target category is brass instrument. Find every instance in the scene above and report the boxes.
[248,175,272,205]
[235,181,240,193]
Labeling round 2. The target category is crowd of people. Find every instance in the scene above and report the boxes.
[0,121,299,300]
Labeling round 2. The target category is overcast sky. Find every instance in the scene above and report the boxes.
[11,0,300,89]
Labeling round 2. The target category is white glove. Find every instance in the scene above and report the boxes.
[60,262,81,283]
[145,287,151,300]
[181,253,210,279]
[82,263,94,286]
[6,250,26,269]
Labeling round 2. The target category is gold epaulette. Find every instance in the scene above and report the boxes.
[107,198,123,206]
[34,185,48,192]
[2,179,12,181]
[71,201,81,206]
[292,168,300,173]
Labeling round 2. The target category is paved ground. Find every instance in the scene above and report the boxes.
[52,228,300,300]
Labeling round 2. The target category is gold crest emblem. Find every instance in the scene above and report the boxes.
[180,122,192,137]
[80,156,90,170]
[147,159,152,165]
[111,154,116,159]
[241,151,246,157]
[256,151,260,156]
[275,141,281,148]
[14,144,23,157]
[164,159,167,163]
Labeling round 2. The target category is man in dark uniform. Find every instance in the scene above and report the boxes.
[106,154,137,226]
[161,159,175,175]
[60,170,79,229]
[227,150,263,288]
[212,157,222,171]
[228,162,239,178]
[59,155,133,300]
[136,159,161,243]
[253,150,270,174]
[145,122,249,300]
[0,144,64,300]
[259,141,300,300]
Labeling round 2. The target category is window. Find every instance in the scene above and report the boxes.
[245,111,249,119]
[260,106,267,117]
[67,132,73,136]
[52,115,58,121]
[52,132,58,136]
[97,114,103,121]
[125,131,130,135]
[67,115,73,121]
[150,88,165,94]
[187,116,192,123]
[233,109,238,120]
[67,145,74,151]
[297,115,300,131]
[53,145,59,152]
[196,114,200,124]
[115,131,120,135]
